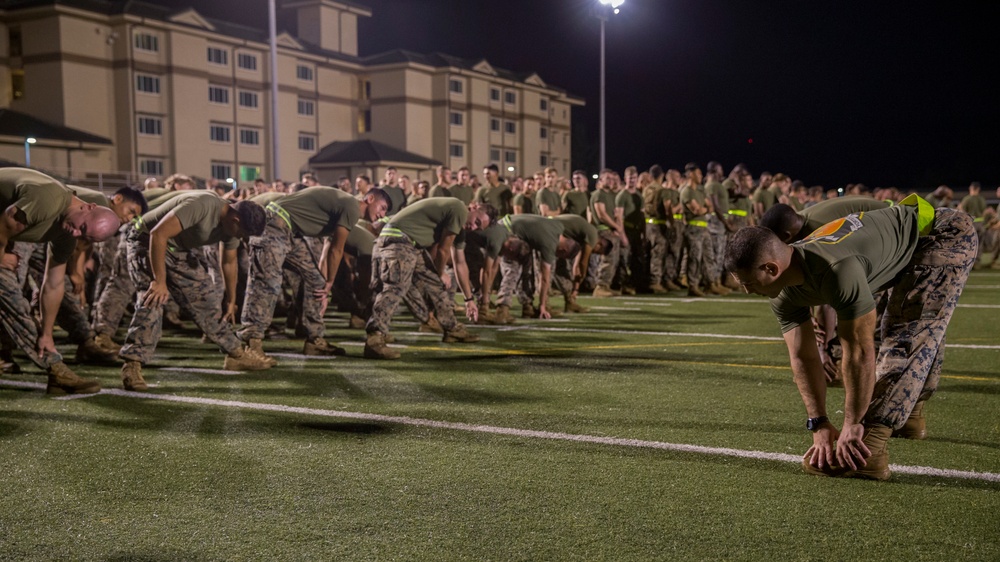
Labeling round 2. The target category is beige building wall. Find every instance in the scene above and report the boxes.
[0,1,579,185]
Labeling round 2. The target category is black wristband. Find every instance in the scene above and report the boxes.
[464,296,474,302]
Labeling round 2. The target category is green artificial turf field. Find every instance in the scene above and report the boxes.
[2,270,998,560]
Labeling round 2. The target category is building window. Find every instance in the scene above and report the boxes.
[540,99,548,111]
[240,128,260,146]
[240,165,261,182]
[135,74,160,94]
[490,148,500,162]
[490,118,500,132]
[540,154,549,167]
[504,121,516,134]
[134,33,158,53]
[504,91,516,105]
[449,144,464,158]
[11,70,24,100]
[207,47,228,65]
[238,91,259,108]
[490,88,500,102]
[209,86,230,104]
[209,125,231,143]
[296,65,314,81]
[361,80,371,100]
[139,158,163,176]
[211,163,232,180]
[449,79,463,93]
[137,116,162,136]
[504,150,517,163]
[297,99,315,116]
[358,110,371,133]
[449,112,463,126]
[298,135,316,152]
[540,126,548,139]
[9,28,23,57]
[237,53,257,71]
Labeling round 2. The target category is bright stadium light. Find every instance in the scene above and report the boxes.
[507,166,515,173]
[596,0,624,170]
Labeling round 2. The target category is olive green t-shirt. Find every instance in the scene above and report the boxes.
[615,189,644,229]
[771,205,920,333]
[680,184,709,222]
[477,223,511,259]
[513,192,535,214]
[960,194,987,218]
[0,167,72,242]
[384,197,468,249]
[142,187,170,201]
[799,196,889,238]
[752,187,778,213]
[381,185,407,217]
[250,192,284,208]
[345,220,375,258]
[589,189,617,229]
[448,184,475,206]
[475,183,514,217]
[642,180,670,219]
[271,186,359,238]
[729,195,752,227]
[68,185,110,208]
[503,214,564,265]
[705,180,730,215]
[139,191,240,251]
[536,187,561,215]
[553,214,598,247]
[562,190,590,218]
[428,184,452,198]
[146,190,188,212]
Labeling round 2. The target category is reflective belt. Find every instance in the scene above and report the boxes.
[974,217,984,223]
[673,213,683,220]
[133,216,146,232]
[501,215,513,233]
[266,201,292,231]
[883,199,895,207]
[379,226,417,246]
[646,218,667,224]
[596,224,611,231]
[899,194,936,237]
[687,220,708,227]
[727,209,748,217]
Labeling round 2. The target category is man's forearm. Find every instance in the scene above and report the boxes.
[839,339,876,426]
[150,233,170,284]
[40,273,65,341]
[784,324,828,419]
[539,264,552,310]
[222,247,238,308]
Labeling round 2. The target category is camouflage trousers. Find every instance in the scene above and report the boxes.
[683,224,711,287]
[239,216,326,341]
[26,243,93,344]
[645,222,673,286]
[707,216,728,283]
[119,232,241,364]
[92,232,135,338]
[367,237,461,335]
[866,208,977,429]
[594,229,621,287]
[497,251,535,307]
[0,247,62,370]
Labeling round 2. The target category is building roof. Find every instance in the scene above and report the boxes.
[309,139,440,167]
[0,109,112,145]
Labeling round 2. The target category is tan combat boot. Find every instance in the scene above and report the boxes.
[223,349,272,371]
[592,285,615,298]
[564,295,589,313]
[709,283,731,296]
[93,333,120,353]
[494,304,516,325]
[419,314,444,333]
[47,362,101,396]
[801,424,892,481]
[303,338,346,356]
[892,401,928,440]
[687,285,705,297]
[247,338,278,367]
[364,332,400,360]
[649,283,668,294]
[76,336,119,364]
[521,303,537,318]
[348,315,367,330]
[120,360,148,392]
[442,325,480,343]
[664,279,682,291]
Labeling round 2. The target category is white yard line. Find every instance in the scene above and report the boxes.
[1,378,996,483]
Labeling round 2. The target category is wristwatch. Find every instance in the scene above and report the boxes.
[806,416,829,431]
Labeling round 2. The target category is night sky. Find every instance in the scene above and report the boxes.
[148,0,999,190]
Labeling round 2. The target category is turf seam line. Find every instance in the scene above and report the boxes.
[2,379,997,483]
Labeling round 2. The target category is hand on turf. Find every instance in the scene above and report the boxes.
[465,300,479,323]
[835,422,870,471]
[803,422,839,470]
[142,280,169,308]
[538,305,551,320]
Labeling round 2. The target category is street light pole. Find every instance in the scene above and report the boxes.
[24,137,36,167]
[597,0,623,172]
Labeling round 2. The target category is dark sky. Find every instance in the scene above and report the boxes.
[149,0,1000,189]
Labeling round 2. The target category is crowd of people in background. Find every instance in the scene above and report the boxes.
[2,162,998,394]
